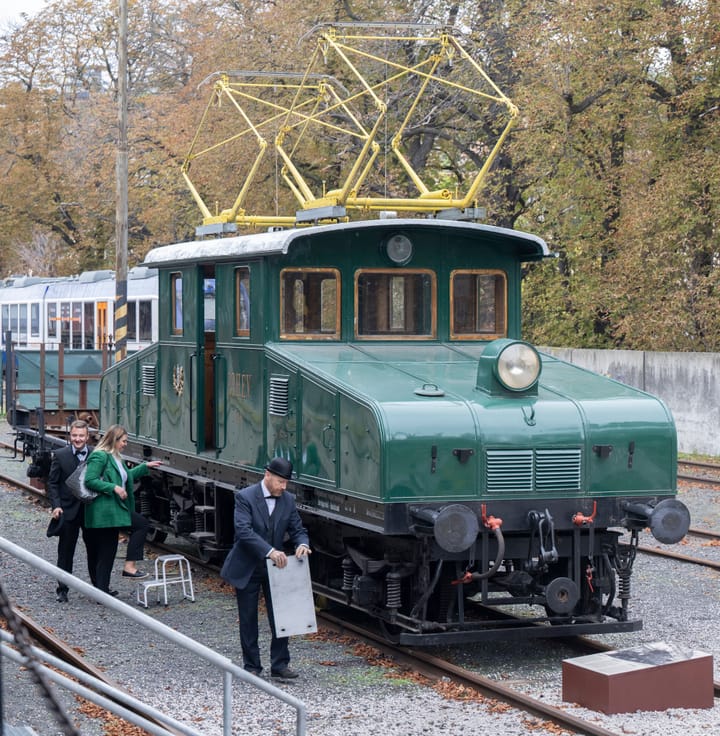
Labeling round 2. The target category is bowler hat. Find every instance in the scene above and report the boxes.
[264,457,293,480]
[46,515,65,538]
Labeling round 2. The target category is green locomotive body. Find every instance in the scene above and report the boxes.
[101,219,689,643]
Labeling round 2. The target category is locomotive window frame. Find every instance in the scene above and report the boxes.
[450,269,507,340]
[280,268,340,341]
[171,272,183,336]
[354,268,436,340]
[235,267,250,337]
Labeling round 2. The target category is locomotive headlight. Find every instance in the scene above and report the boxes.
[385,233,413,265]
[496,342,541,391]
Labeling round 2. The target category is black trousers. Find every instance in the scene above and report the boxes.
[55,514,95,593]
[83,526,120,593]
[125,510,149,562]
[235,564,289,673]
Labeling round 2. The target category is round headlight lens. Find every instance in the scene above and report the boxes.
[496,342,541,391]
[385,234,413,265]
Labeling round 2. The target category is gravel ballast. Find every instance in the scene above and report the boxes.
[1,445,718,736]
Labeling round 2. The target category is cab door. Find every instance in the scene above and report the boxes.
[192,265,217,454]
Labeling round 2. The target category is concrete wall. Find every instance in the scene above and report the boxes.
[541,348,720,458]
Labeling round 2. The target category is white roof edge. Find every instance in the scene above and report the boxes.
[143,219,549,265]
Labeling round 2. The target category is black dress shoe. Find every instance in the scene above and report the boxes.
[56,590,68,603]
[271,667,299,679]
[244,667,262,676]
[96,590,119,603]
[122,569,148,578]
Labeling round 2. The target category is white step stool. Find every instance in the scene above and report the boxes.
[136,554,195,608]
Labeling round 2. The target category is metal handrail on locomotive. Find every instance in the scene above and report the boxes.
[16,25,690,644]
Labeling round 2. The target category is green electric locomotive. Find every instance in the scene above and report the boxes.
[100,218,690,643]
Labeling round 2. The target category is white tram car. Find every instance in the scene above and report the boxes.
[0,266,158,353]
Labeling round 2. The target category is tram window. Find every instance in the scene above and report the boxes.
[47,303,58,341]
[30,303,39,339]
[235,267,250,336]
[127,301,137,341]
[355,269,436,339]
[280,269,340,339]
[140,301,151,341]
[9,305,18,342]
[451,270,507,339]
[1,305,7,339]
[83,302,94,349]
[204,278,215,332]
[19,304,27,345]
[60,302,71,347]
[72,303,82,349]
[171,273,183,335]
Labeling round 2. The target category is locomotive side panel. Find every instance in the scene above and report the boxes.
[298,376,337,484]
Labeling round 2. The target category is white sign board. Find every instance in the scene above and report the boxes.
[266,556,318,637]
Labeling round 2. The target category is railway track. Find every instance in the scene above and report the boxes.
[318,611,625,736]
[4,607,186,736]
[678,459,720,485]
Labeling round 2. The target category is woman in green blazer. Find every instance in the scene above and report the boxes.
[84,424,162,594]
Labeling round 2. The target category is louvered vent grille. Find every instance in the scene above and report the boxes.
[486,450,534,492]
[535,449,582,491]
[486,448,582,493]
[141,364,156,396]
[268,375,290,416]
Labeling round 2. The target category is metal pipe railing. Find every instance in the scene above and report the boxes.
[0,536,307,736]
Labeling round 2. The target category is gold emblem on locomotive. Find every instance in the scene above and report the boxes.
[172,364,184,396]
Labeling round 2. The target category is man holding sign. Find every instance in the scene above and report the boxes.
[221,458,311,679]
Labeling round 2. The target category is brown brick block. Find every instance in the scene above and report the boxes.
[562,641,714,714]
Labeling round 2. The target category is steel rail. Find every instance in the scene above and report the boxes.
[318,611,624,736]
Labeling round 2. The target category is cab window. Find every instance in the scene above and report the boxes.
[451,270,506,339]
[171,273,183,335]
[235,267,250,336]
[204,278,216,332]
[280,268,340,339]
[355,269,436,339]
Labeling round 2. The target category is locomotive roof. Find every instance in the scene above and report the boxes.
[143,219,550,267]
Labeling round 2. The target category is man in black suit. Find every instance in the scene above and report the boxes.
[220,458,310,679]
[47,419,96,602]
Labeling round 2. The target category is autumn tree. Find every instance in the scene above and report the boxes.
[504,0,720,350]
[1,0,718,351]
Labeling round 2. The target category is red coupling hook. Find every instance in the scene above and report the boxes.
[481,503,503,530]
[451,570,474,586]
[585,564,595,593]
[573,500,597,526]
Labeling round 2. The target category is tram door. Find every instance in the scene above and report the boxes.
[96,302,108,349]
[195,265,217,453]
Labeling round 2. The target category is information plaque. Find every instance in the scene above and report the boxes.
[266,556,318,637]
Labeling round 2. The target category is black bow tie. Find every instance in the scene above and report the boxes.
[74,449,86,459]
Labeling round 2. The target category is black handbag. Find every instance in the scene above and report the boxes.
[66,462,98,504]
[67,451,110,504]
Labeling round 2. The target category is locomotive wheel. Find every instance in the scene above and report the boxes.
[197,545,219,564]
[379,619,402,644]
[146,527,167,544]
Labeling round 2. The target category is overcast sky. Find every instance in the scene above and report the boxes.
[0,0,47,28]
